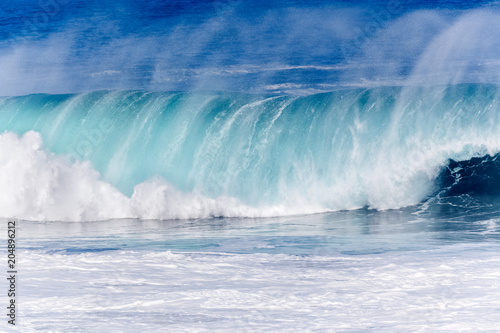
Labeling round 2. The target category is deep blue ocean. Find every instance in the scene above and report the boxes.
[2,0,500,331]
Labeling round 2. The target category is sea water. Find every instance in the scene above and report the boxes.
[7,210,500,332]
[2,0,500,331]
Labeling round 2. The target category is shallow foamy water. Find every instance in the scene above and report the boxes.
[3,209,500,332]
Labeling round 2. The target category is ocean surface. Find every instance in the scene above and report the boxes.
[2,0,500,331]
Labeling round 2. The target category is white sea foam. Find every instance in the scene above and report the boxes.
[16,243,500,332]
[0,131,129,221]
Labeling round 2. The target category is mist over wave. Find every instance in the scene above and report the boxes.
[1,1,500,95]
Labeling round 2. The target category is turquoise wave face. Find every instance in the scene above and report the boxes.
[1,84,500,215]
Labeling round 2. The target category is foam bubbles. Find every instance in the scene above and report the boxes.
[0,131,130,221]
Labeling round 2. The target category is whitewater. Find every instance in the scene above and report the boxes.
[3,0,500,332]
